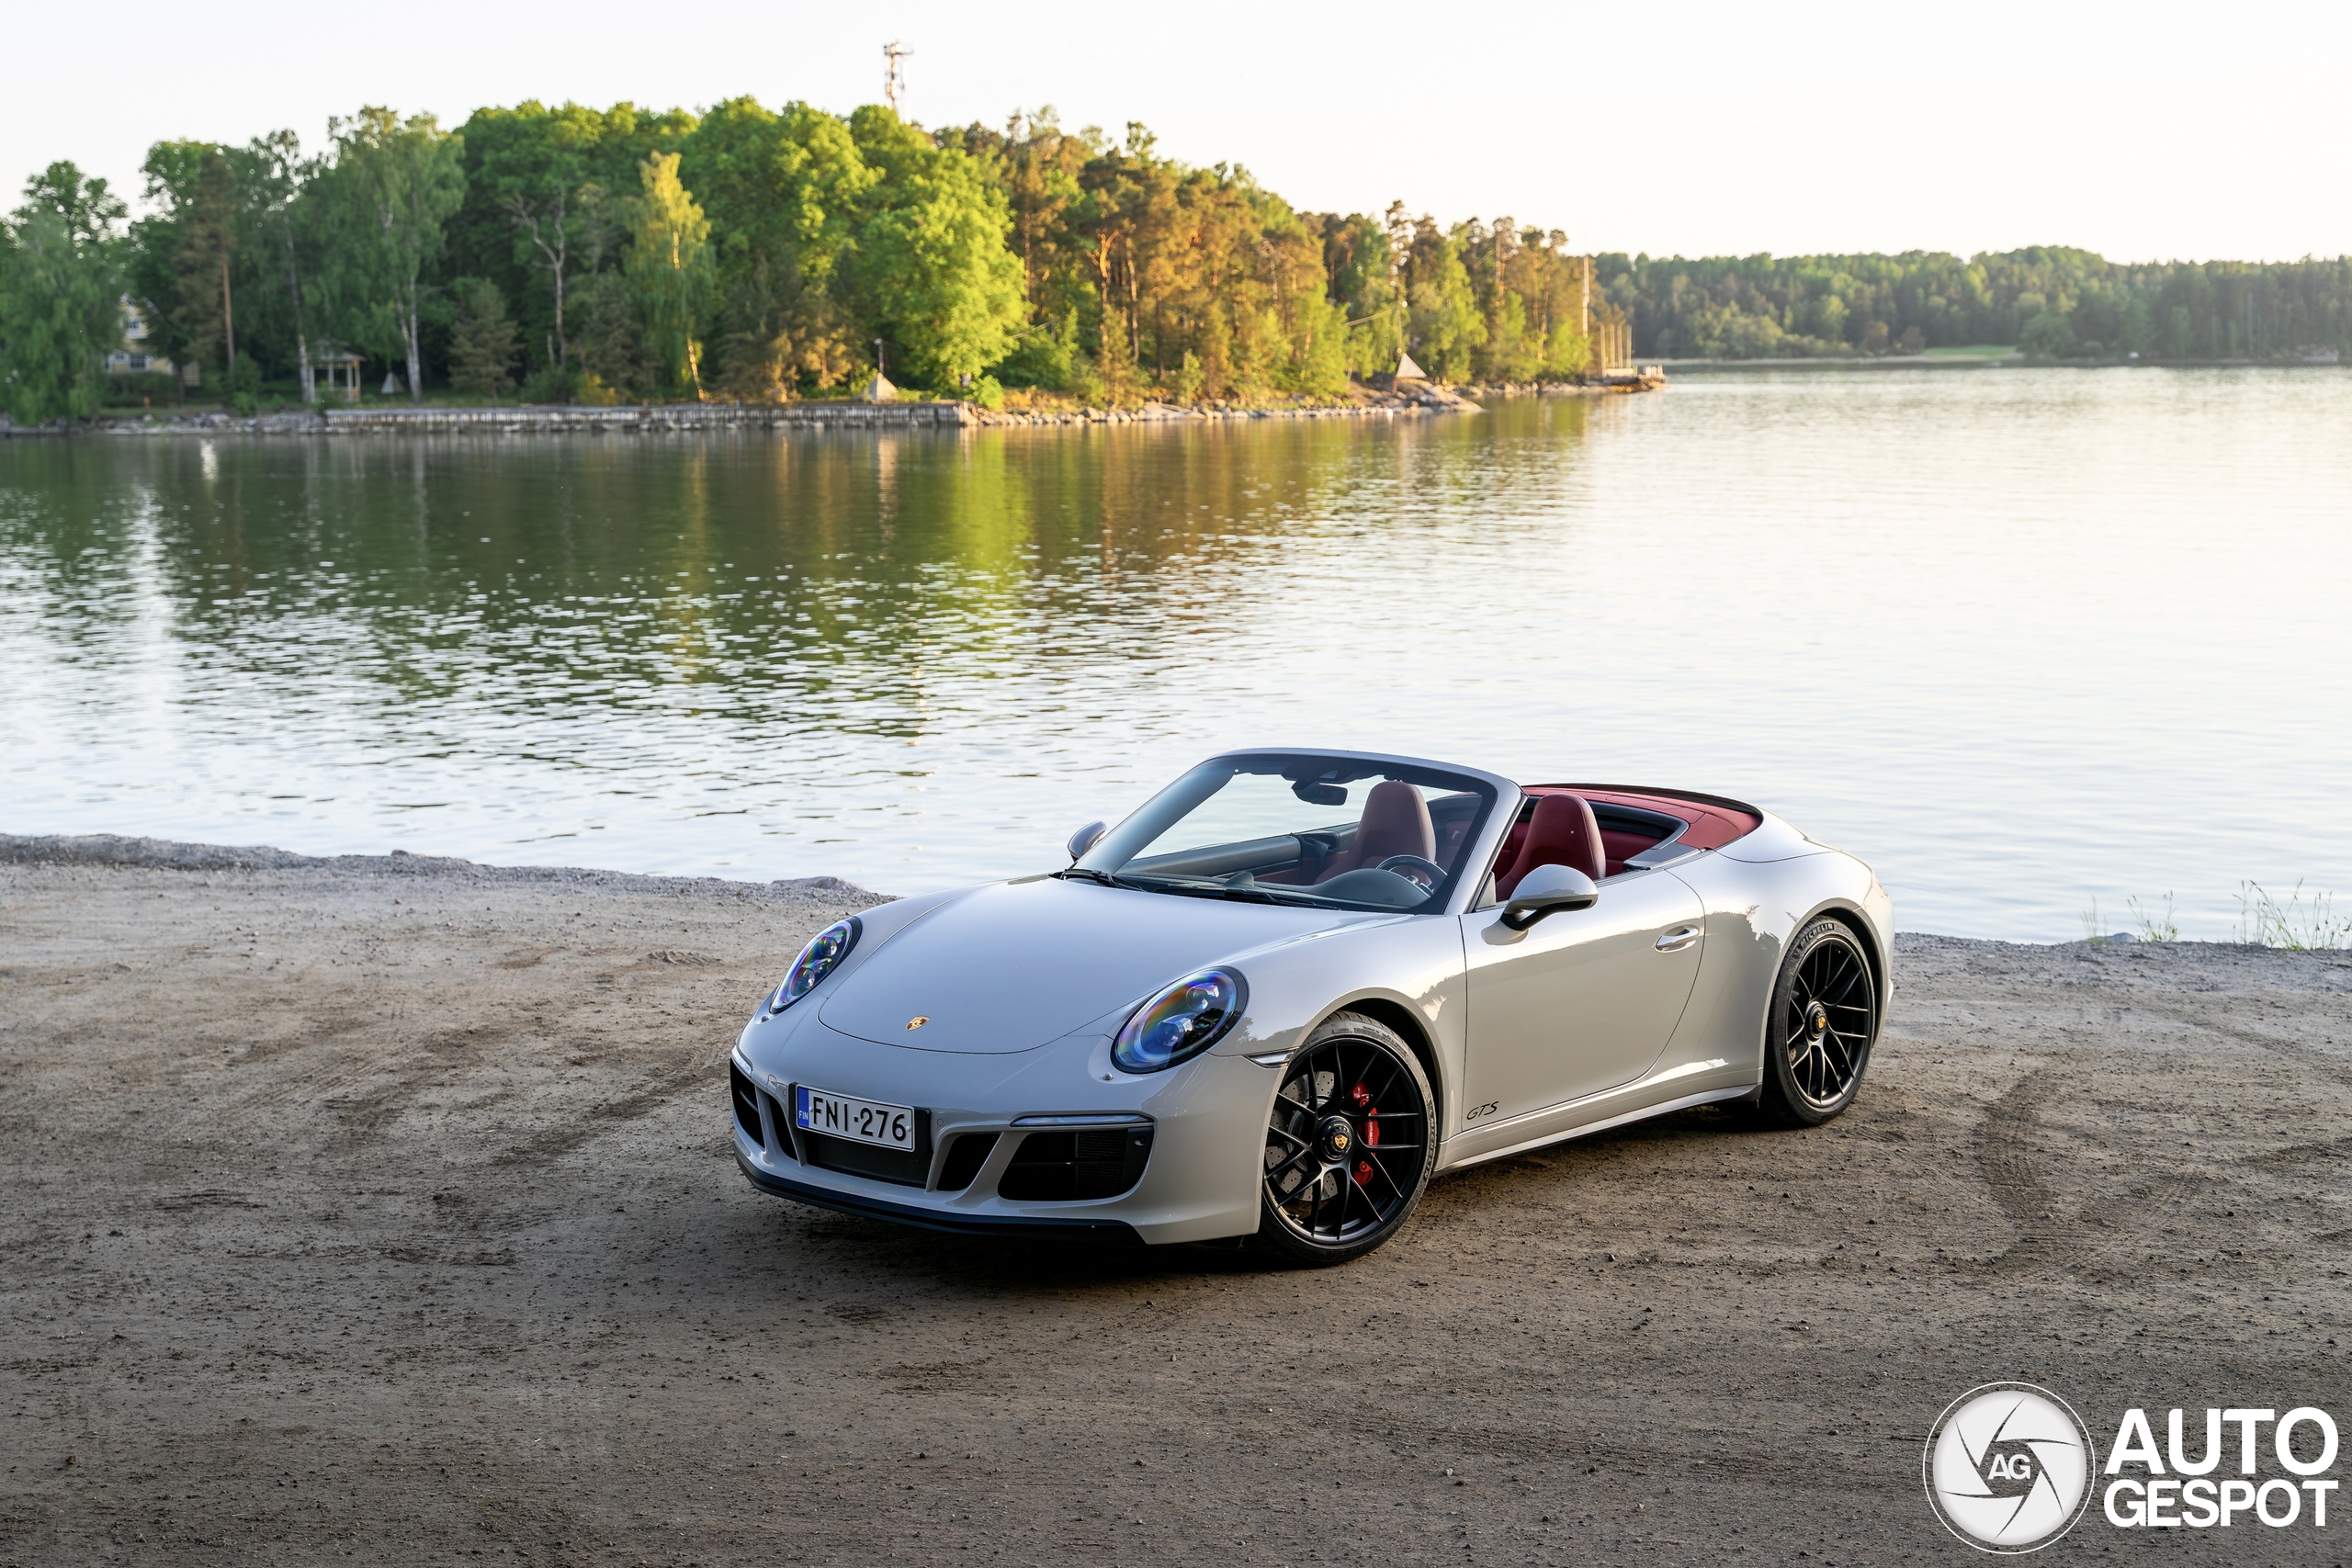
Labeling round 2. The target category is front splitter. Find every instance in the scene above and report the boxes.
[735,1150,1145,1245]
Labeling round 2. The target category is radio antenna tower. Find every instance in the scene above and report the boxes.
[882,39,912,115]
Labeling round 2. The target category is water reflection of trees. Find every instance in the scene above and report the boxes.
[0,400,1593,747]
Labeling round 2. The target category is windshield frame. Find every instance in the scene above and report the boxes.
[1075,749,1520,917]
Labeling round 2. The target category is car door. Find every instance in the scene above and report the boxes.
[1458,868,1706,1129]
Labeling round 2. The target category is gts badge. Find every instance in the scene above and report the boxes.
[1464,1100,1499,1123]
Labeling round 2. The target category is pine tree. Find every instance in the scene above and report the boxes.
[447,278,517,402]
[171,151,239,381]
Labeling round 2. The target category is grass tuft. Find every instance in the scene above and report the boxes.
[2079,897,2110,943]
[2236,881,2352,951]
[2128,893,2178,943]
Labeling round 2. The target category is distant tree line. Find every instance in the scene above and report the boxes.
[6,99,2349,423]
[941,112,1597,400]
[1595,247,2352,361]
[0,98,1607,422]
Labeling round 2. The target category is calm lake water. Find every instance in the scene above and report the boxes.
[5,369,2347,940]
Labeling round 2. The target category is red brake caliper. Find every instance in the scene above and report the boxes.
[1349,1081,1377,1186]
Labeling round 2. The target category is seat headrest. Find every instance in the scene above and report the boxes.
[1354,780,1436,864]
[1498,792,1605,896]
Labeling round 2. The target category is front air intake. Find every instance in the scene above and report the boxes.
[998,1127,1153,1201]
[936,1133,999,1192]
[758,1090,797,1162]
[729,1062,764,1143]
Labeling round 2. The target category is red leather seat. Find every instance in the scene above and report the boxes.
[1494,792,1605,897]
[1314,780,1437,882]
[1494,818,1529,880]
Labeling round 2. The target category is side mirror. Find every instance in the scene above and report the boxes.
[1499,863,1600,931]
[1066,820,1107,863]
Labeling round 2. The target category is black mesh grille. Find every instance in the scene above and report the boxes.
[729,1063,763,1143]
[936,1133,999,1192]
[998,1127,1153,1201]
[804,1132,929,1186]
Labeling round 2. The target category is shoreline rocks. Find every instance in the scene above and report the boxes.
[0,831,883,907]
[1,377,1660,439]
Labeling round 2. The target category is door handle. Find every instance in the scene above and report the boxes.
[1655,925,1701,952]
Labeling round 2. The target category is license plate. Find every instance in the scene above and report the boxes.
[795,1085,917,1151]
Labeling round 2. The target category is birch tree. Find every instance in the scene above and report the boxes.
[245,131,320,404]
[328,108,464,402]
[628,152,712,398]
[479,125,587,396]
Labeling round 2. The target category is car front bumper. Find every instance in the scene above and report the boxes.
[729,1018,1274,1246]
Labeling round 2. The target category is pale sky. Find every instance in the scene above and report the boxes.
[12,0,2347,263]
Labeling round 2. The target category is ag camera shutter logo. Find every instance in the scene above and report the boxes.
[1924,1382,2097,1552]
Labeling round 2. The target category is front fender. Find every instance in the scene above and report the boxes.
[1204,912,1468,1122]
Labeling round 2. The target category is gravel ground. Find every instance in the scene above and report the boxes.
[4,836,2348,1566]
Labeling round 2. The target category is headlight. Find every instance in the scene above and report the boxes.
[768,918,860,1013]
[1111,968,1246,1074]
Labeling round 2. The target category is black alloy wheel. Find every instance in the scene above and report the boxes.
[1758,917,1880,1125]
[1257,1011,1438,1265]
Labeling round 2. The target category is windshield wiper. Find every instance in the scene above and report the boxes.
[1148,876,1316,907]
[1050,867,1148,891]
[1213,878,1295,905]
[1057,868,1319,907]
[1087,876,1228,901]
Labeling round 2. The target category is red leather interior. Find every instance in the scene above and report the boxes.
[1535,785,1763,851]
[1494,818,1528,879]
[1597,829,1652,876]
[1314,780,1436,882]
[1476,784,1763,899]
[1494,792,1605,897]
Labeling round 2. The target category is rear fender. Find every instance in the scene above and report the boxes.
[1663,849,1886,1085]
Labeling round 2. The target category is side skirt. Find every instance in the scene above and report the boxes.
[1436,1085,1758,1174]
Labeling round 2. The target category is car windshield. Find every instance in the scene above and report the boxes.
[1073,754,1500,912]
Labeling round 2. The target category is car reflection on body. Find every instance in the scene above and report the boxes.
[730,748,1891,1265]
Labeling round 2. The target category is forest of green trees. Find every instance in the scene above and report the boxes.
[1598,248,2352,362]
[3,96,2348,423]
[0,100,1597,423]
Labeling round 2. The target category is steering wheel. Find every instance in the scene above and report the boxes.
[1376,854,1444,893]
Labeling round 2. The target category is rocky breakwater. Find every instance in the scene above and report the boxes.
[9,383,1487,440]
[970,380,1482,427]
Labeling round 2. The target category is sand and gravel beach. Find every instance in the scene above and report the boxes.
[4,834,2349,1565]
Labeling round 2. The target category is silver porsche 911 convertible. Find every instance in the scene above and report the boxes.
[730,749,1892,1264]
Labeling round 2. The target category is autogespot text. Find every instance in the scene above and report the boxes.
[2102,1406,2337,1530]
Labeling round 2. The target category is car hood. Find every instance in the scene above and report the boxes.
[817,874,1372,1054]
